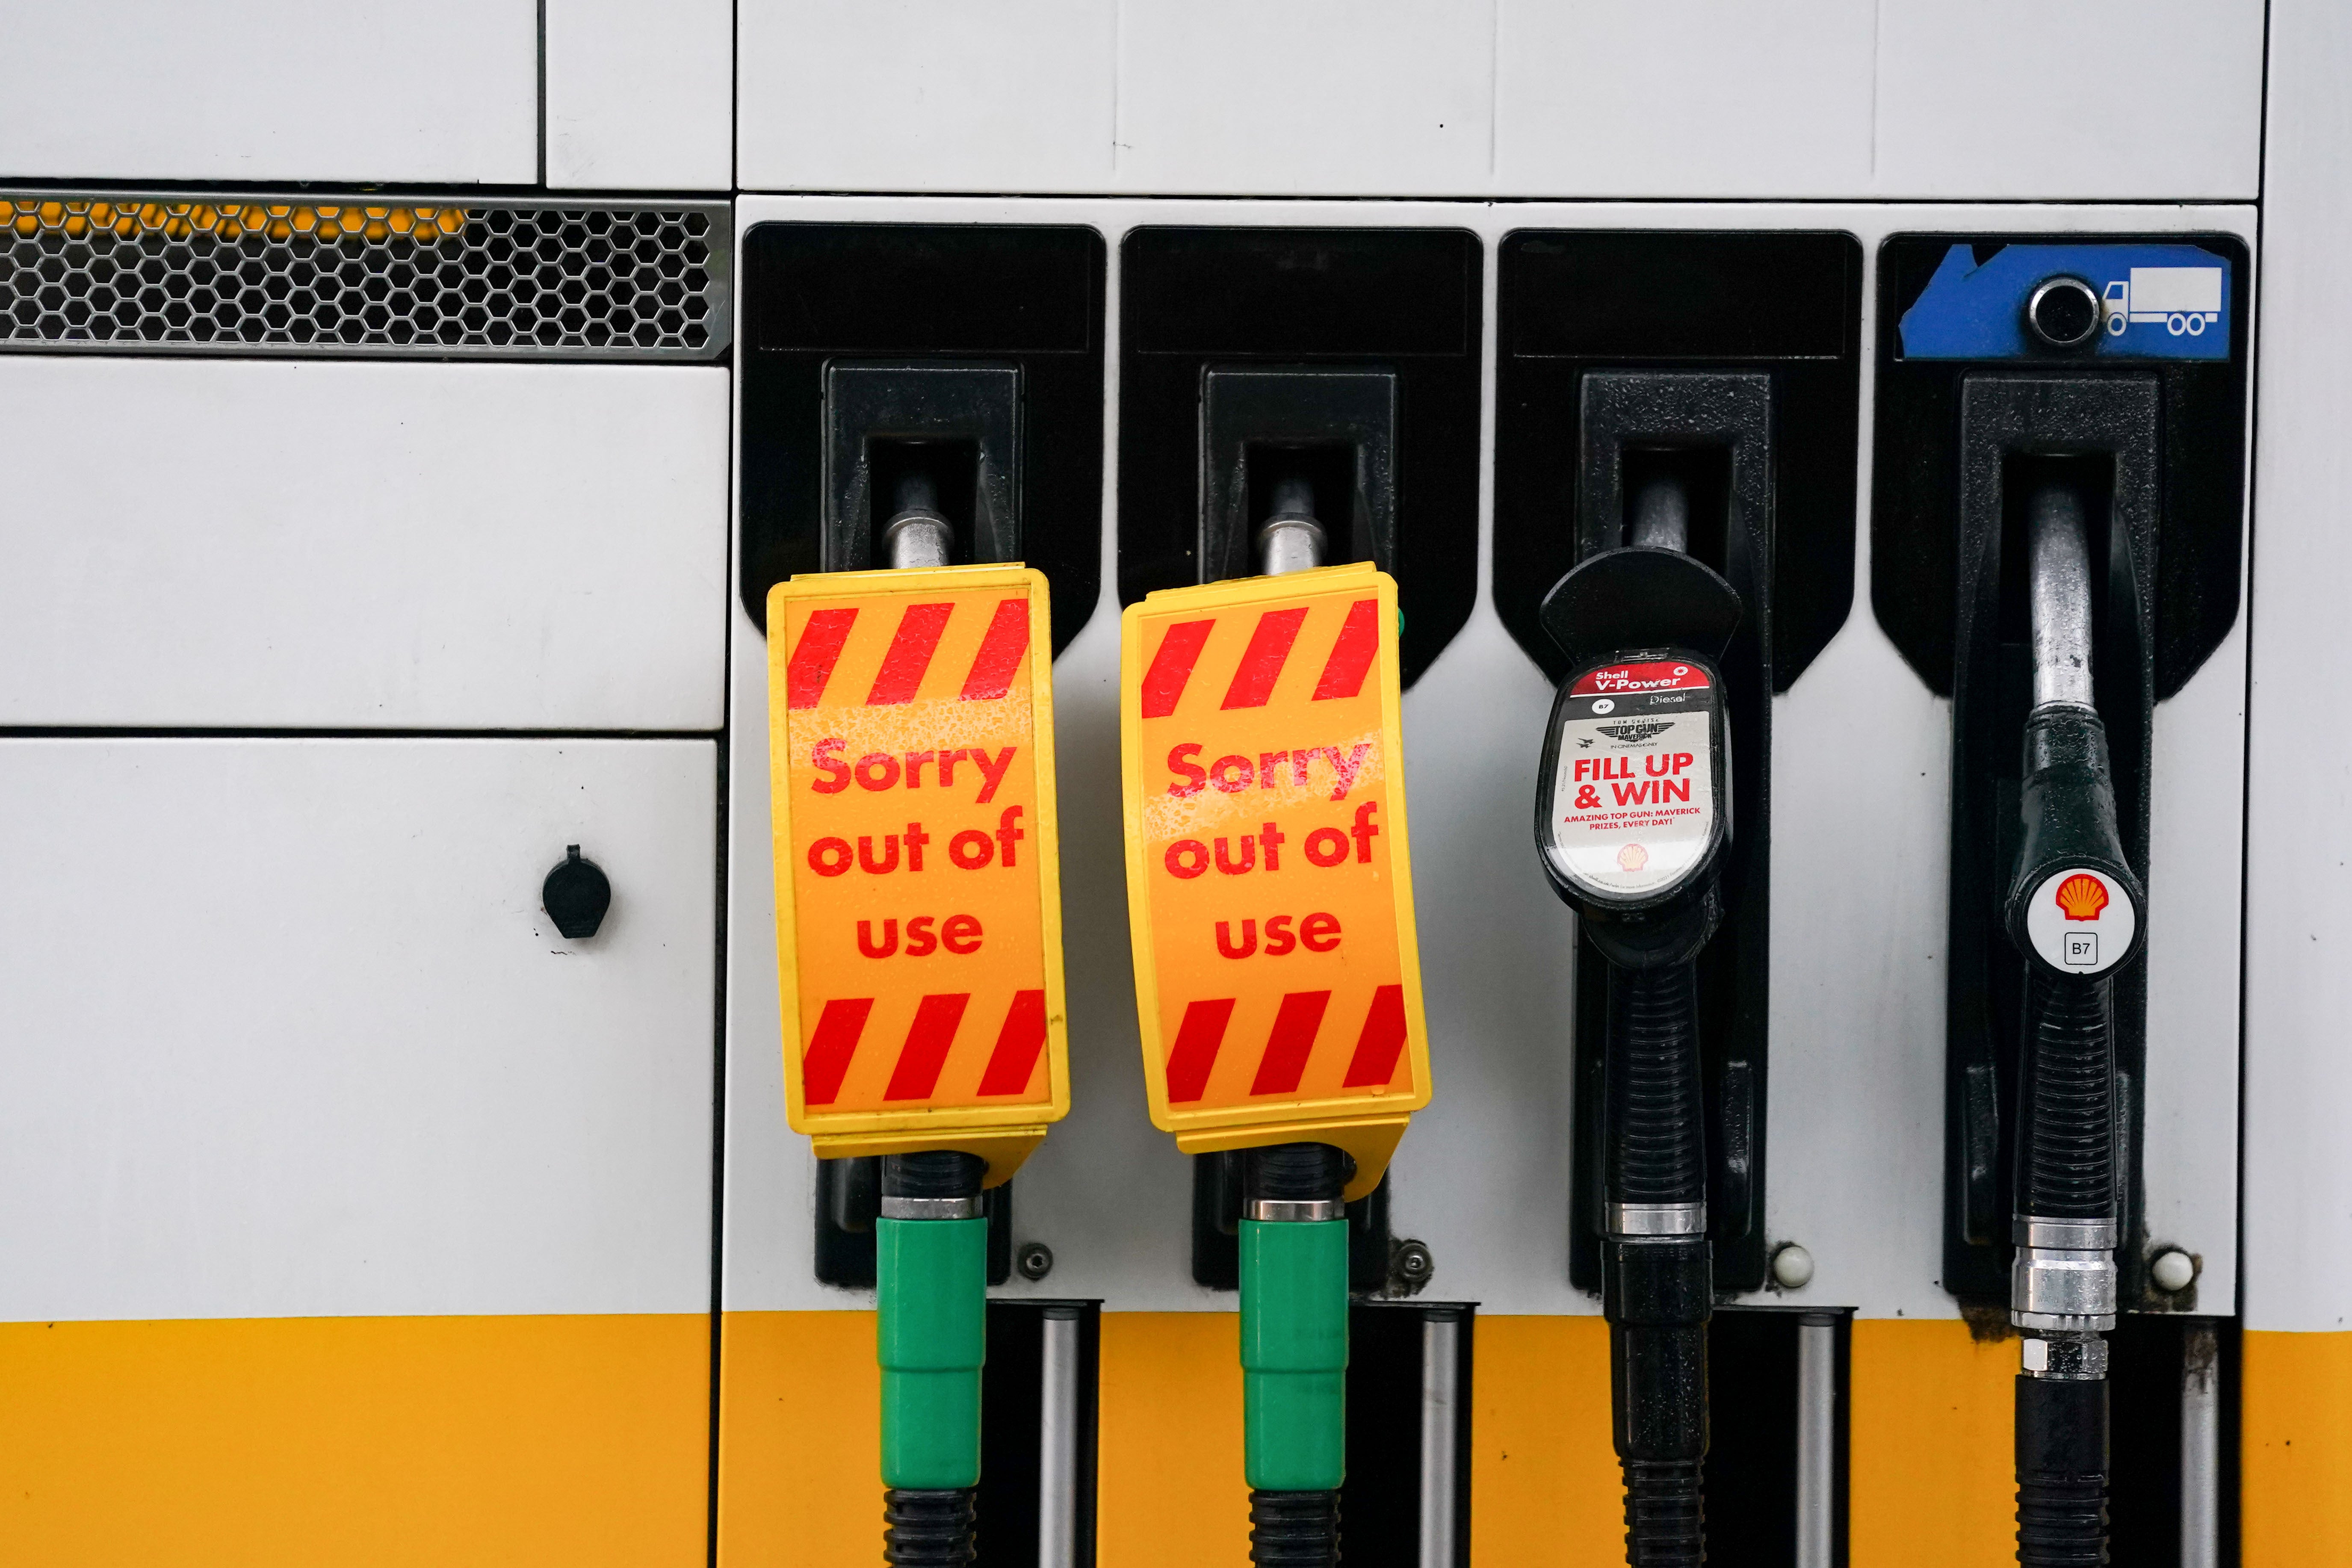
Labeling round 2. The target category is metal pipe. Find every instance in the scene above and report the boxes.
[1418,1311,1463,1568]
[1629,474,1690,552]
[1038,1305,1083,1568]
[1257,474,1328,576]
[1795,1314,1838,1568]
[2181,1322,2220,1568]
[885,471,954,568]
[2028,482,2095,712]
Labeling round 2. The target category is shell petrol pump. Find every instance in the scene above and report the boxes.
[1534,479,1740,1564]
[1870,234,2251,1564]
[1111,224,1472,1566]
[765,462,1072,1562]
[1495,229,1864,1565]
[1120,461,1432,1565]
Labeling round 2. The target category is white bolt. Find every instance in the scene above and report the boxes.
[2151,1249,2196,1293]
[1771,1243,1815,1290]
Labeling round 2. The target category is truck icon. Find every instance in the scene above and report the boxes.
[2103,266,2224,337]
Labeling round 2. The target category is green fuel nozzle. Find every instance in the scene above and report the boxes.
[1238,1141,1353,1566]
[876,1150,988,1565]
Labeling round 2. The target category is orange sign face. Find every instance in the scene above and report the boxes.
[1120,563,1431,1146]
[767,566,1068,1146]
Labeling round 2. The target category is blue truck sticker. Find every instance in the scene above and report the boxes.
[1899,242,2232,362]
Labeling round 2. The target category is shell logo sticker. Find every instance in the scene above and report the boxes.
[2022,865,2138,976]
[2055,873,2111,922]
[1120,563,1431,1147]
[765,565,1069,1151]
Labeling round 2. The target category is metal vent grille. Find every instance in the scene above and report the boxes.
[1,195,731,360]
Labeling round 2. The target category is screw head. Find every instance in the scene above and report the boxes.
[1392,1239,1435,1292]
[2151,1249,2196,1293]
[1771,1243,1816,1290]
[1015,1241,1054,1282]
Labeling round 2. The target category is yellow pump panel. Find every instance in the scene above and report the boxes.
[1119,563,1430,1196]
[766,565,1069,1183]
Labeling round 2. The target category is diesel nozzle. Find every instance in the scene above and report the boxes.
[2003,479,2145,1568]
[1534,470,1742,1566]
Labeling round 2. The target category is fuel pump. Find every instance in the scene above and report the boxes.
[1870,233,2251,1562]
[1534,477,1741,1564]
[1120,468,1433,1568]
[741,221,1105,1565]
[1117,225,1463,1566]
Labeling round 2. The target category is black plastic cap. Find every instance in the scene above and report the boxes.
[542,846,611,939]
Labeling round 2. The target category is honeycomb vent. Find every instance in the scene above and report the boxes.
[1,195,731,360]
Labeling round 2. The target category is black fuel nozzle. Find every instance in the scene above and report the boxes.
[2003,480,2145,1568]
[1533,484,1743,1567]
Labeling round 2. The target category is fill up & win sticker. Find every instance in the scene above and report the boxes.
[1545,660,1720,901]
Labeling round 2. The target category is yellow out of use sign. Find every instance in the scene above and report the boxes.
[1119,561,1430,1197]
[767,565,1068,1182]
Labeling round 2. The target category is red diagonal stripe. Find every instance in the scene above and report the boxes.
[1221,607,1310,709]
[1250,990,1333,1096]
[1341,984,1410,1088]
[1164,997,1236,1104]
[1140,620,1215,720]
[1312,598,1383,701]
[786,608,859,711]
[801,997,874,1105]
[976,989,1049,1096]
[883,992,971,1101]
[866,602,955,705]
[959,596,1031,702]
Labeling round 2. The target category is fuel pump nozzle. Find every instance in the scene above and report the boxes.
[2004,481,2145,1568]
[1534,475,1742,1566]
[1237,468,1354,1568]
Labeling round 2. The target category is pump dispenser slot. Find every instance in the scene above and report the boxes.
[823,361,1020,571]
[1118,226,1482,685]
[1200,365,1398,582]
[736,222,1105,651]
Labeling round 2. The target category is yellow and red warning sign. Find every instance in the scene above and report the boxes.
[768,565,1068,1181]
[1120,562,1430,1196]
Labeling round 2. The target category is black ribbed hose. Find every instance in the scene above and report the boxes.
[2012,972,2115,1568]
[1607,964,1708,1205]
[2015,972,2116,1220]
[1602,962,1710,1567]
[2015,1376,2109,1568]
[1250,1489,1341,1566]
[883,1488,976,1566]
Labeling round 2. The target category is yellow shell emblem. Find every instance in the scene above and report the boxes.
[2055,873,2110,921]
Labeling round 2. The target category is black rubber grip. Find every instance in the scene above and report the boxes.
[2015,1376,2109,1568]
[883,1487,976,1565]
[1606,962,1707,1206]
[882,1150,987,1201]
[2016,971,2116,1221]
[1622,1457,1705,1568]
[1249,1488,1340,1566]
[1244,1142,1352,1205]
